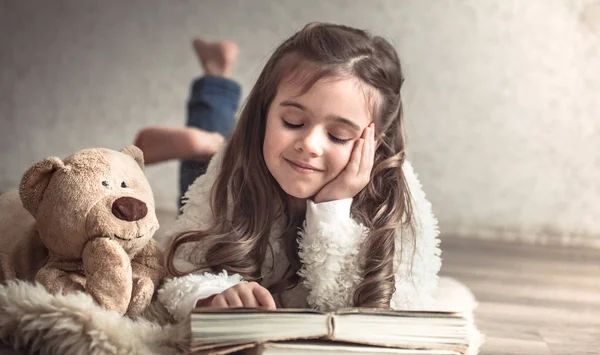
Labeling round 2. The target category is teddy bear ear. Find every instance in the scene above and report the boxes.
[120,145,145,169]
[19,156,65,216]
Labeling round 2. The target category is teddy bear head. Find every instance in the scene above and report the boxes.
[19,146,159,259]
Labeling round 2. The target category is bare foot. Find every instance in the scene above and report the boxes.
[134,126,224,165]
[192,38,239,77]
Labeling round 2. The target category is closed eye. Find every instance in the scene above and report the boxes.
[282,119,303,129]
[283,118,350,145]
[328,134,351,145]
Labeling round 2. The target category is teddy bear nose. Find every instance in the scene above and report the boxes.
[112,197,148,222]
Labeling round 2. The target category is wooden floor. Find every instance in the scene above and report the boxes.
[440,236,600,355]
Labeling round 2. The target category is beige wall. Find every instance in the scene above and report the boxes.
[1,0,599,247]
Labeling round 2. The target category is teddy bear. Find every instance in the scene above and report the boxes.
[0,145,166,316]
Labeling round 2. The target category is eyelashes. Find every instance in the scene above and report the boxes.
[281,118,351,145]
[282,120,303,129]
[328,134,350,145]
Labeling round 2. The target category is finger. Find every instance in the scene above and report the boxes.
[195,294,217,308]
[360,124,375,174]
[252,286,277,310]
[211,294,229,308]
[238,289,259,308]
[224,291,244,308]
[348,139,364,176]
[358,125,370,172]
[362,124,370,139]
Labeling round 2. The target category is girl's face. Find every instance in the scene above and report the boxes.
[263,75,374,199]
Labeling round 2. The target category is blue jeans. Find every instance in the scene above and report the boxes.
[179,76,241,206]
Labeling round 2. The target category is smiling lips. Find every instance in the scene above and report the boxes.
[285,158,324,173]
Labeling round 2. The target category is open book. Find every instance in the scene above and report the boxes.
[189,308,480,355]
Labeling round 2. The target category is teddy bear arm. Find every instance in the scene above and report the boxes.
[35,264,85,294]
[126,276,155,316]
[126,241,165,316]
[82,238,133,315]
[131,239,166,286]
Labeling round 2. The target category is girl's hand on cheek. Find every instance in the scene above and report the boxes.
[313,123,375,204]
[195,282,277,310]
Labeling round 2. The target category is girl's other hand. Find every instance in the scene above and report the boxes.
[195,282,277,310]
[313,123,375,203]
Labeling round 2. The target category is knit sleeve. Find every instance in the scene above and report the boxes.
[157,270,245,322]
[297,198,367,310]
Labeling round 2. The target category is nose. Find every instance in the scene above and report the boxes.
[295,129,324,156]
[112,197,148,222]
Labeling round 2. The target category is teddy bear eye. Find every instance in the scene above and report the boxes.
[121,182,127,188]
[102,181,109,187]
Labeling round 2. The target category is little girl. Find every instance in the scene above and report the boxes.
[148,23,441,322]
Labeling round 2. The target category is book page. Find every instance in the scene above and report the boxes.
[254,341,462,355]
[190,311,329,349]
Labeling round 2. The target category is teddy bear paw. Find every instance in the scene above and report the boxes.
[126,276,154,316]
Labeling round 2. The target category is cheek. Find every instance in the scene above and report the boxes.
[264,121,294,153]
[325,146,353,177]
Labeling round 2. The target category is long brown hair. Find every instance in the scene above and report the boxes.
[167,22,414,308]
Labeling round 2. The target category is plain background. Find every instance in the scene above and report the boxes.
[2,0,599,247]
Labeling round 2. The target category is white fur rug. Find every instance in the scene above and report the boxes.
[0,281,188,355]
[0,277,481,354]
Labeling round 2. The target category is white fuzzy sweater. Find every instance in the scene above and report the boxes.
[157,148,441,322]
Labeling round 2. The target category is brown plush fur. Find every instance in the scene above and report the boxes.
[0,146,166,316]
